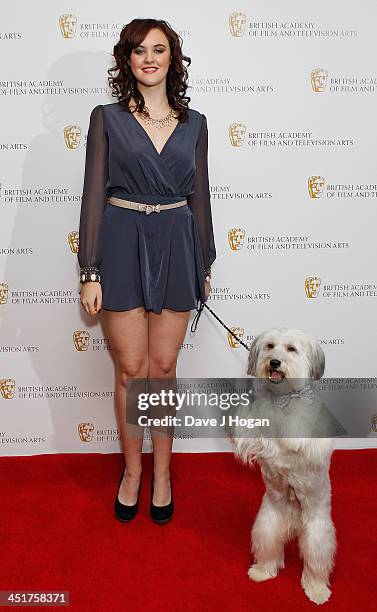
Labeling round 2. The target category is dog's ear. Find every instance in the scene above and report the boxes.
[247,334,261,375]
[309,339,325,379]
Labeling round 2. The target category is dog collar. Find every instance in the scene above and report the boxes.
[272,384,315,411]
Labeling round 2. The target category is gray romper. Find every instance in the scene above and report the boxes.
[77,102,216,313]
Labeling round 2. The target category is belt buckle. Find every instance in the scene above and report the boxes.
[144,204,160,215]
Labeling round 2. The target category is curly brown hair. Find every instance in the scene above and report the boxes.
[107,18,192,122]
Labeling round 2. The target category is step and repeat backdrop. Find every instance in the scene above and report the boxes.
[1,2,376,455]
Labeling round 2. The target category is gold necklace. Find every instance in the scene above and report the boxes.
[138,106,176,129]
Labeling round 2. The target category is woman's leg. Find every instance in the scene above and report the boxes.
[101,307,148,505]
[148,308,191,505]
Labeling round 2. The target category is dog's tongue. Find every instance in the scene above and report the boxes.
[270,370,283,381]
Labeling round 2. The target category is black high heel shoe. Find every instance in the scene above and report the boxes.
[114,470,142,523]
[150,476,174,524]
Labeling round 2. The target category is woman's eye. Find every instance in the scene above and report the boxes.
[135,49,164,54]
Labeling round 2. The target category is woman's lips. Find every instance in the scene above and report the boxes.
[142,67,159,73]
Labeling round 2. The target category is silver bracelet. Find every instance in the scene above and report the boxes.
[204,267,211,282]
[80,266,101,284]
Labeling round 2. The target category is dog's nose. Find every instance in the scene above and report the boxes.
[270,359,281,369]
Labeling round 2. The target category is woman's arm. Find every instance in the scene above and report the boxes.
[187,113,216,277]
[77,104,109,280]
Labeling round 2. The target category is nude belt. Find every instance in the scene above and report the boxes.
[107,196,187,215]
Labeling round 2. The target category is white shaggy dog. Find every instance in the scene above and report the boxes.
[228,328,336,605]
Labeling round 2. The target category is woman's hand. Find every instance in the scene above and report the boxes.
[204,278,212,301]
[80,281,102,315]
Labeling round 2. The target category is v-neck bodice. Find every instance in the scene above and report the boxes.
[129,110,181,157]
[104,101,200,205]
[78,101,216,276]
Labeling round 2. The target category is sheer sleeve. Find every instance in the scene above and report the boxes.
[187,113,216,272]
[77,104,109,271]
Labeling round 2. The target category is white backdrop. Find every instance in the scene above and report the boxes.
[1,1,376,455]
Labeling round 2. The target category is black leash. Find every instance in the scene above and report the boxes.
[190,301,250,351]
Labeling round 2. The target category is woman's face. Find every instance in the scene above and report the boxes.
[128,28,171,89]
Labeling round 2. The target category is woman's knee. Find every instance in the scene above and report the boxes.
[116,358,149,387]
[148,356,177,378]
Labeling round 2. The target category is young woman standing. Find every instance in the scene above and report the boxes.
[78,18,216,524]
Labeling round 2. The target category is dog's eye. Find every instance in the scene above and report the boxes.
[266,343,274,349]
[287,345,297,352]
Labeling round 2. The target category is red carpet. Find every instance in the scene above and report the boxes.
[0,450,375,611]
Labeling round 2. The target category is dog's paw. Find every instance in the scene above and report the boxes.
[302,580,332,605]
[247,564,278,582]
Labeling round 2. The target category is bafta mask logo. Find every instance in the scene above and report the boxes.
[311,69,328,93]
[228,228,246,251]
[73,331,90,352]
[0,282,8,305]
[305,276,321,298]
[59,14,77,39]
[372,414,377,433]
[308,176,326,199]
[68,231,79,254]
[229,12,247,37]
[0,378,16,399]
[78,422,95,442]
[64,125,81,150]
[229,122,246,147]
[228,327,244,349]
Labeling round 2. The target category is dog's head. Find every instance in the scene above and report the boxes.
[247,328,325,387]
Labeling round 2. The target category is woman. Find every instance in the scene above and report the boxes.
[78,18,216,524]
